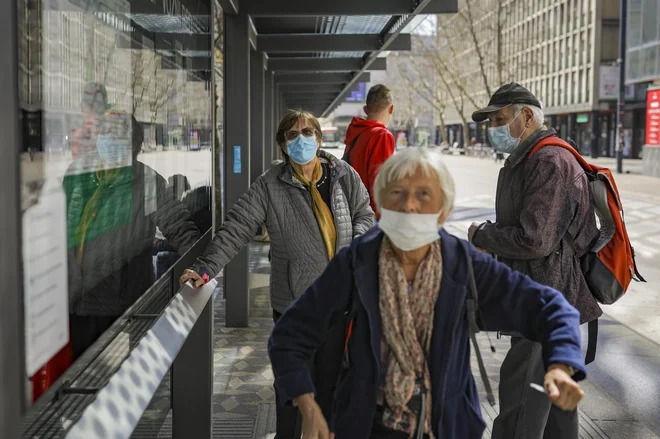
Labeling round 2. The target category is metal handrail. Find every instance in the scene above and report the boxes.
[64,277,217,438]
[21,230,212,437]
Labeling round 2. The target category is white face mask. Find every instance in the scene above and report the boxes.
[378,209,442,251]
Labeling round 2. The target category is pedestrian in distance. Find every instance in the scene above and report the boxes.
[343,84,396,218]
[269,147,586,439]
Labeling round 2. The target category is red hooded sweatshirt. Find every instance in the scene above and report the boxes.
[344,117,395,216]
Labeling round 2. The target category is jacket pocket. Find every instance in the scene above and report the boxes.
[271,258,293,300]
[288,259,323,299]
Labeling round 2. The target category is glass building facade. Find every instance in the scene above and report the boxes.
[626,0,660,176]
[626,0,660,83]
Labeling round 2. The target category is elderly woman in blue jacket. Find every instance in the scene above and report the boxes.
[268,147,586,439]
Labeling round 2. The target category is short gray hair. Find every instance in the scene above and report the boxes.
[512,103,544,125]
[373,147,455,217]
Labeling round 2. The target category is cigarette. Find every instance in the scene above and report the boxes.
[530,383,547,394]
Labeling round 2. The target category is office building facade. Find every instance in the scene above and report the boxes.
[440,0,635,160]
[626,0,660,177]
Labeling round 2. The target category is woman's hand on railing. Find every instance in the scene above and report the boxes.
[179,268,209,288]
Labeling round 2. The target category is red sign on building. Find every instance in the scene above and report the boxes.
[645,88,660,146]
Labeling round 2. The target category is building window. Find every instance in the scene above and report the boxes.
[643,45,659,78]
[628,0,643,48]
[628,49,641,79]
[641,0,659,44]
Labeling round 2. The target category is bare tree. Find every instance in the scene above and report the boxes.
[392,52,448,142]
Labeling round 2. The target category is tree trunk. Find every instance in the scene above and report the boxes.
[461,118,470,149]
[438,111,448,144]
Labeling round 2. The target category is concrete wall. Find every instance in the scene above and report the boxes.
[643,146,660,177]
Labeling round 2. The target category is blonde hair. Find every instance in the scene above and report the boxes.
[275,110,323,156]
[373,147,455,216]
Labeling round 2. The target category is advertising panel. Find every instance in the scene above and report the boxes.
[645,88,660,146]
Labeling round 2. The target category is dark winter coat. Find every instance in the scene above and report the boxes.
[268,228,586,439]
[63,160,201,316]
[472,128,602,323]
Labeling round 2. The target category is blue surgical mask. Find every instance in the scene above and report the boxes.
[97,135,129,165]
[286,135,318,165]
[488,111,527,154]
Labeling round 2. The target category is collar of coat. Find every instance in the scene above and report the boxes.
[279,149,347,188]
[351,227,470,294]
[505,127,558,168]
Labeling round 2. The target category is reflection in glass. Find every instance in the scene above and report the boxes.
[19,0,214,404]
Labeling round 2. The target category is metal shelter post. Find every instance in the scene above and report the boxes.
[251,50,266,183]
[264,70,274,165]
[224,8,251,327]
[275,89,281,159]
[0,0,24,435]
[172,264,214,439]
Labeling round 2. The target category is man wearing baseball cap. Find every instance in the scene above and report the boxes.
[467,83,601,439]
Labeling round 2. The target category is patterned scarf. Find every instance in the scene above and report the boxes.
[291,158,337,259]
[379,237,442,437]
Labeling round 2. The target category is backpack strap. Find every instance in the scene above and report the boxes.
[585,319,598,365]
[342,253,360,370]
[342,130,365,165]
[528,137,591,171]
[466,252,496,406]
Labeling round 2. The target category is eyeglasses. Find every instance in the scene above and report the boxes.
[285,128,317,142]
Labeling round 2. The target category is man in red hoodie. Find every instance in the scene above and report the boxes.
[343,84,395,216]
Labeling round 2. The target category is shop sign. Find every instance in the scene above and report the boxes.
[576,114,590,123]
[600,66,619,100]
[645,88,660,146]
[599,65,637,100]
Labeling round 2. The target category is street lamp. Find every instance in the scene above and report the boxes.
[616,0,627,174]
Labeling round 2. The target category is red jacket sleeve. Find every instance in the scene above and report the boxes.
[366,130,395,213]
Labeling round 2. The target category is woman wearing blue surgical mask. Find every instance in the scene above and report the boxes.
[268,147,587,439]
[180,110,374,439]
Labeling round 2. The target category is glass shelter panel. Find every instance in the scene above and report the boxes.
[18,0,214,405]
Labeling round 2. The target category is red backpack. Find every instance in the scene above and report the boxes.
[529,137,646,362]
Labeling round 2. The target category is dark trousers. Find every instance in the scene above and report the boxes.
[272,309,344,439]
[492,337,578,439]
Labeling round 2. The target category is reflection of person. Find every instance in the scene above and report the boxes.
[180,110,374,439]
[468,83,600,439]
[63,110,200,359]
[70,82,108,160]
[268,147,586,439]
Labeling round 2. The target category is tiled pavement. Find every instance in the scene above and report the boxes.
[213,244,277,419]
[210,243,654,439]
